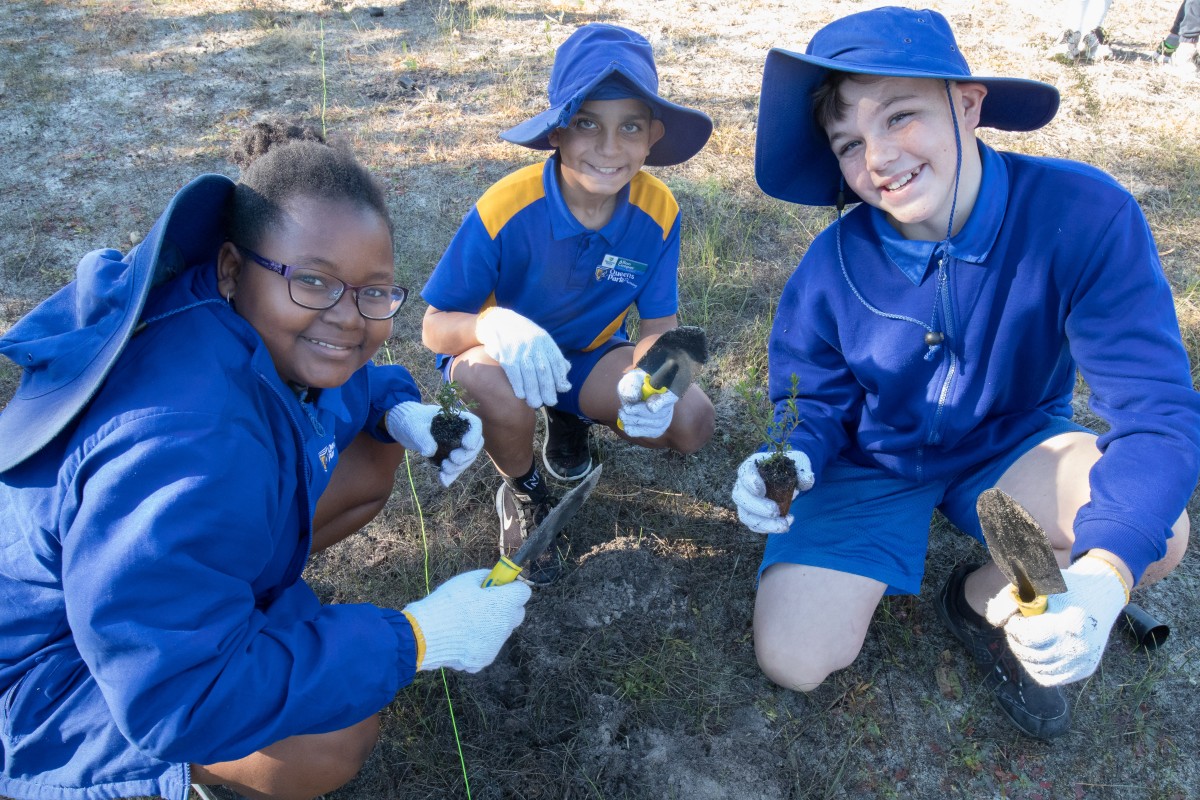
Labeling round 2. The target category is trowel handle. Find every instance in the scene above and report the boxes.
[482,555,522,588]
[615,371,669,432]
[1013,586,1048,616]
[639,372,669,401]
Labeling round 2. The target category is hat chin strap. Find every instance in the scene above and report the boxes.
[832,79,963,362]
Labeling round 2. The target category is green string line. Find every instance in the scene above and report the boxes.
[404,452,473,799]
[318,19,328,138]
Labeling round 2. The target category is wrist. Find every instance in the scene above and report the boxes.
[1080,551,1132,603]
[474,306,497,340]
[403,607,468,672]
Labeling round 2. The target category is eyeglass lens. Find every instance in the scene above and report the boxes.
[287,269,407,320]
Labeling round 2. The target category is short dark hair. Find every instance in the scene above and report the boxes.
[811,71,888,131]
[225,119,393,248]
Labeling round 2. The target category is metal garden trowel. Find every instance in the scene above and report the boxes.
[616,325,708,432]
[630,325,708,400]
[976,488,1067,616]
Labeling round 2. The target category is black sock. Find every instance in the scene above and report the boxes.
[507,463,548,503]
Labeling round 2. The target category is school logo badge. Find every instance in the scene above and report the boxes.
[318,442,337,472]
[595,254,647,287]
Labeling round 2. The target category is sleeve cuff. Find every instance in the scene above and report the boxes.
[400,610,426,671]
[1071,516,1167,586]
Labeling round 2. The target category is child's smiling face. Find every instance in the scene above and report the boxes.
[550,97,665,208]
[220,196,396,389]
[823,76,986,241]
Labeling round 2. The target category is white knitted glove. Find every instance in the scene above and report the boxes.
[433,411,484,487]
[385,401,439,456]
[475,308,571,409]
[985,555,1129,686]
[616,368,679,438]
[386,402,485,487]
[402,569,532,673]
[730,450,815,534]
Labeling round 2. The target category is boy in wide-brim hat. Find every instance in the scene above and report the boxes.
[732,6,1198,740]
[421,23,716,584]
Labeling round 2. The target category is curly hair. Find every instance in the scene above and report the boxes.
[225,119,393,248]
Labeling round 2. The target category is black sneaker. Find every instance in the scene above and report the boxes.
[495,481,563,586]
[541,407,593,482]
[935,563,1071,740]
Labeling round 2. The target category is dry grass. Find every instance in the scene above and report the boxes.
[2,1,1199,799]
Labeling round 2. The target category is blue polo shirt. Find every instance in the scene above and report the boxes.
[768,141,1200,582]
[422,155,681,353]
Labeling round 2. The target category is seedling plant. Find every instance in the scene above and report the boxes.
[430,380,474,467]
[735,369,803,516]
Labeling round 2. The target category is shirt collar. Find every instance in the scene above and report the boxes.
[871,141,1008,285]
[543,154,630,243]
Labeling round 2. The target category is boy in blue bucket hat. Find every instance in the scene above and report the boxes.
[421,23,716,584]
[732,7,1199,740]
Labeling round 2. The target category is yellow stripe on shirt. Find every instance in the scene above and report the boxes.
[475,163,547,240]
[628,171,679,241]
[582,306,632,352]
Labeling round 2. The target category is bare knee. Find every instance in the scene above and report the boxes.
[664,391,715,455]
[752,564,882,692]
[452,363,533,432]
[1138,511,1190,588]
[270,715,379,799]
[313,715,380,789]
[754,621,862,692]
[198,715,380,800]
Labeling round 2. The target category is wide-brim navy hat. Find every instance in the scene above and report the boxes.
[0,173,234,474]
[755,7,1060,206]
[500,23,713,167]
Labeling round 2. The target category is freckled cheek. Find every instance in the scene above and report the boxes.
[843,163,873,196]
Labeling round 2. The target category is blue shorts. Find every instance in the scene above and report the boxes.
[758,417,1091,595]
[440,339,633,419]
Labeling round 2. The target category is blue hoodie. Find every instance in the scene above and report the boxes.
[768,143,1200,583]
[0,251,421,800]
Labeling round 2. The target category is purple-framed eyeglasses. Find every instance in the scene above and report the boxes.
[236,244,408,320]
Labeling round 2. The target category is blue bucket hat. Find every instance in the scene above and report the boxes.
[0,173,235,474]
[755,7,1060,206]
[500,23,713,167]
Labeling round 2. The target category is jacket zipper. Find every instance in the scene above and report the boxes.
[258,372,314,586]
[917,255,958,481]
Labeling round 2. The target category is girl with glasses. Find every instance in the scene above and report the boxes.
[0,120,530,800]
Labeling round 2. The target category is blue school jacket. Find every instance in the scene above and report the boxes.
[769,142,1200,583]
[0,256,420,800]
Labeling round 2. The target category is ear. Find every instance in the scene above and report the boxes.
[648,119,666,148]
[956,82,988,132]
[547,127,563,148]
[216,241,243,301]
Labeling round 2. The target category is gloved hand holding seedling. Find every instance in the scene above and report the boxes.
[386,381,484,487]
[731,371,813,533]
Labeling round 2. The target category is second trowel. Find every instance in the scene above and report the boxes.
[616,326,708,434]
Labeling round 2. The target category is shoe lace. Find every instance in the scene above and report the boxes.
[516,494,555,536]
